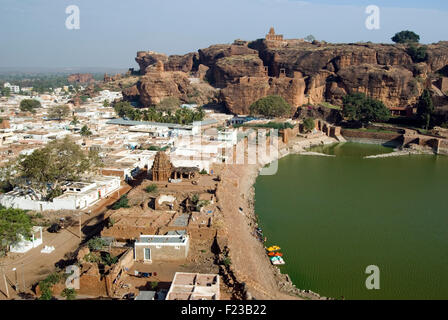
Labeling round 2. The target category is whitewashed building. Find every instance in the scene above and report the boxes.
[0,176,121,211]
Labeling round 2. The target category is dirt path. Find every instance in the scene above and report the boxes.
[218,164,300,300]
[0,184,133,300]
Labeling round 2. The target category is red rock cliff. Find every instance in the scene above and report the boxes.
[130,38,448,114]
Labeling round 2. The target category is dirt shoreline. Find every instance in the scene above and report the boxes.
[221,134,444,300]
[217,134,337,300]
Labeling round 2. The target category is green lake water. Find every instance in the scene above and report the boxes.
[254,142,448,300]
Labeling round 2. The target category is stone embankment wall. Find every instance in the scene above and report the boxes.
[341,129,403,147]
[439,140,448,154]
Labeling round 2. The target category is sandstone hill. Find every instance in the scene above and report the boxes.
[68,73,94,84]
[124,32,448,115]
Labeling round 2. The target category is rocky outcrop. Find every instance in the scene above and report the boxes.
[136,51,168,74]
[136,51,198,74]
[333,64,423,107]
[104,73,122,82]
[130,36,448,114]
[68,73,94,84]
[165,52,199,73]
[294,105,343,124]
[198,44,258,68]
[122,85,140,102]
[426,42,448,73]
[221,76,306,115]
[213,55,267,88]
[248,40,435,108]
[137,70,192,106]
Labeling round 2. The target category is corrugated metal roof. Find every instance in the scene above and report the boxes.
[106,118,218,129]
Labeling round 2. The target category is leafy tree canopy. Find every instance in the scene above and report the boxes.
[3,136,101,201]
[304,35,316,42]
[391,30,420,44]
[406,44,428,63]
[0,208,33,254]
[155,97,180,112]
[249,95,292,118]
[342,92,391,124]
[20,99,41,113]
[80,125,92,137]
[113,101,205,124]
[302,117,315,133]
[416,89,434,130]
[70,115,80,126]
[1,87,10,97]
[48,105,70,120]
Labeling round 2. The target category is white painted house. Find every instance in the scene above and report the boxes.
[0,176,121,211]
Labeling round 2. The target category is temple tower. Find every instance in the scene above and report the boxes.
[265,27,284,41]
[151,151,173,181]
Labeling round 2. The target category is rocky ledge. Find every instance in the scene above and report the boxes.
[125,33,448,115]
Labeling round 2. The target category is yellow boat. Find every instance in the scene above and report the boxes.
[267,245,281,252]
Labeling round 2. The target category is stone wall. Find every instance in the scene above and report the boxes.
[105,248,134,296]
[341,129,403,146]
[438,139,448,154]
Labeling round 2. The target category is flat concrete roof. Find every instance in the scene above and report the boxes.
[137,235,188,245]
[135,291,156,300]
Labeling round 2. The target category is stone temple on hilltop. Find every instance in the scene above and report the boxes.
[150,151,199,181]
[265,27,284,41]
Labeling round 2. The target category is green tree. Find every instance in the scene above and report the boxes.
[249,95,292,118]
[114,101,205,124]
[87,237,107,251]
[113,101,138,120]
[416,89,434,130]
[38,273,62,300]
[144,184,158,193]
[391,30,420,44]
[191,194,199,205]
[70,115,80,126]
[101,252,118,266]
[103,100,110,107]
[156,97,180,112]
[61,288,77,300]
[80,125,92,137]
[112,195,130,210]
[304,35,316,42]
[406,44,428,63]
[0,208,33,255]
[1,87,10,97]
[302,117,315,133]
[342,92,390,125]
[48,105,70,120]
[8,136,101,200]
[19,99,41,113]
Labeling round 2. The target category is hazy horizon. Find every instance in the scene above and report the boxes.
[1,0,448,70]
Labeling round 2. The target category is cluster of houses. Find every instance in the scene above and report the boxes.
[0,87,281,300]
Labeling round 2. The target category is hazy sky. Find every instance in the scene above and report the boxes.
[1,0,447,69]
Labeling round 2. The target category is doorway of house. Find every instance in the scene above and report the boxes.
[144,248,151,262]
